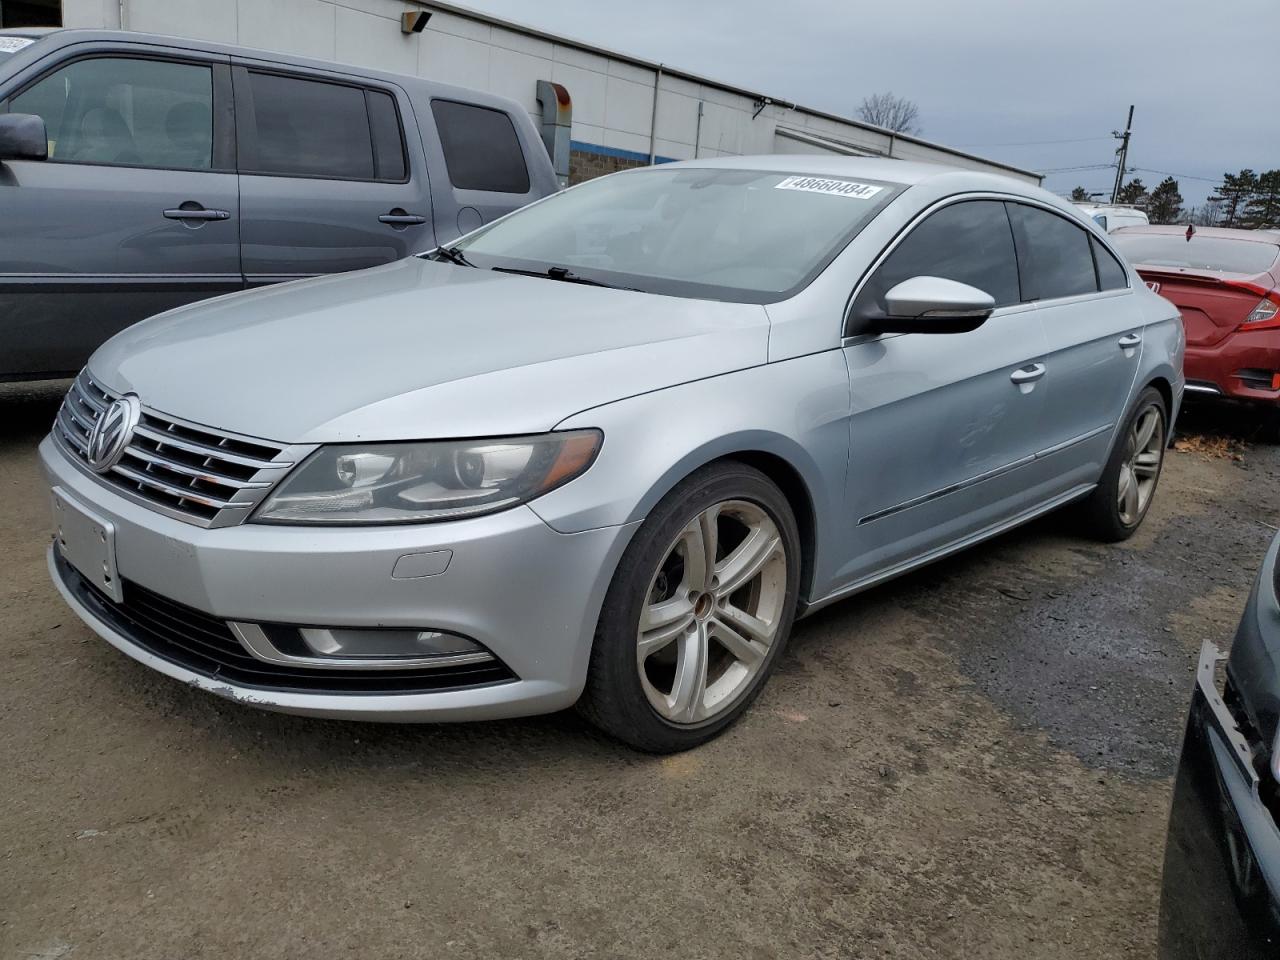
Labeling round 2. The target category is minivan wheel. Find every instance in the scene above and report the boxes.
[1074,386,1168,542]
[577,461,801,753]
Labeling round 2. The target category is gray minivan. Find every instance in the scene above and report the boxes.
[0,29,558,381]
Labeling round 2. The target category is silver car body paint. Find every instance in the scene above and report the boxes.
[41,155,1184,721]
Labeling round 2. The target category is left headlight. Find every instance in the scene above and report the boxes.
[252,430,602,525]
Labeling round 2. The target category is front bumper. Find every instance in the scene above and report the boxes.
[40,434,637,721]
[1184,329,1280,403]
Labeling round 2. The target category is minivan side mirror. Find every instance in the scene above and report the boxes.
[876,276,996,334]
[0,113,48,162]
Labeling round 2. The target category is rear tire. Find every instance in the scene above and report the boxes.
[577,460,801,753]
[1074,386,1168,542]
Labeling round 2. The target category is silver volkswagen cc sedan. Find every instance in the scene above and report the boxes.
[41,156,1184,752]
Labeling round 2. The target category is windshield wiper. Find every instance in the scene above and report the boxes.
[490,265,637,291]
[426,245,477,268]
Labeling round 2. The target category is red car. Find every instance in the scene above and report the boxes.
[1112,225,1280,406]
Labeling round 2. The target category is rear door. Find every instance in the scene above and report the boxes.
[1010,202,1143,492]
[232,63,433,286]
[1,48,240,378]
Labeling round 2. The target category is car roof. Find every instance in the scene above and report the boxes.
[652,153,1042,190]
[1113,224,1280,244]
[0,27,59,38]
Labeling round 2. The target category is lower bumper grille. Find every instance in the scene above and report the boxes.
[56,552,517,695]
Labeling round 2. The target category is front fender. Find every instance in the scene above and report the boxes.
[529,351,852,596]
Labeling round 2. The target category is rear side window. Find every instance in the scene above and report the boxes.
[10,56,214,169]
[1092,237,1129,291]
[851,200,1021,322]
[242,72,374,180]
[431,99,530,193]
[1007,203,1098,301]
[366,89,406,181]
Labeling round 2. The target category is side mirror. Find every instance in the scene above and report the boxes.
[876,275,996,334]
[0,113,48,162]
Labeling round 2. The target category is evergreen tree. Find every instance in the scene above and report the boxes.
[1116,178,1148,207]
[1217,170,1258,227]
[1243,170,1280,228]
[1070,186,1091,202]
[1147,177,1184,224]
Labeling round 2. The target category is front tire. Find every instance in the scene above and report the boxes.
[1075,386,1168,542]
[577,461,801,753]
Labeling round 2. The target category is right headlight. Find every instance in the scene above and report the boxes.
[252,430,601,525]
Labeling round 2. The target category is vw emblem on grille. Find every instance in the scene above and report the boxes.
[86,394,141,473]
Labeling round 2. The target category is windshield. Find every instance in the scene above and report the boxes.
[452,167,903,303]
[0,35,38,64]
[1112,233,1280,274]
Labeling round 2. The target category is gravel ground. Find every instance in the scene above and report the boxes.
[3,380,1278,960]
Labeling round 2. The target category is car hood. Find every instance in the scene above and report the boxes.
[90,258,770,443]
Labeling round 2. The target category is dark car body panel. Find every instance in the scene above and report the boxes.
[1161,534,1280,958]
[0,29,557,381]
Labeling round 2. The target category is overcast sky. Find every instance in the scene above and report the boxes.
[461,0,1277,209]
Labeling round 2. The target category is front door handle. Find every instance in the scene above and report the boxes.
[1118,333,1143,349]
[379,209,428,226]
[163,205,230,221]
[1010,363,1046,394]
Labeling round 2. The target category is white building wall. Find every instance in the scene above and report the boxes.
[59,0,1041,184]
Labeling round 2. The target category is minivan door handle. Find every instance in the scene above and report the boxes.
[163,205,230,221]
[1010,363,1046,394]
[1118,333,1143,349]
[379,209,427,226]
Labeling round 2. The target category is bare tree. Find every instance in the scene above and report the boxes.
[857,93,921,135]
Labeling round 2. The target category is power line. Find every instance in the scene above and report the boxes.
[956,135,1115,148]
[1039,163,1117,174]
[1130,166,1220,183]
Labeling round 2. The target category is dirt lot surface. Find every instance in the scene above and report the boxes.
[3,381,1279,960]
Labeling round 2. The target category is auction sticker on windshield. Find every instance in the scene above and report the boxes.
[0,37,35,53]
[774,176,883,200]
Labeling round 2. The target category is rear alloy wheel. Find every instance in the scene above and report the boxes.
[1075,386,1168,542]
[578,462,800,752]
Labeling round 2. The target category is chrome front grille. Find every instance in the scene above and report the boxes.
[53,372,305,528]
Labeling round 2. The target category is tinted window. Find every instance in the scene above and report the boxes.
[1008,203,1098,300]
[244,72,373,180]
[456,167,901,303]
[1110,233,1280,274]
[366,89,406,181]
[1092,236,1128,290]
[850,200,1020,322]
[431,99,529,193]
[11,57,213,169]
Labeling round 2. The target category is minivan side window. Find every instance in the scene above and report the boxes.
[10,57,214,169]
[430,99,530,193]
[1007,203,1099,301]
[850,200,1021,326]
[242,71,385,181]
[1092,236,1129,291]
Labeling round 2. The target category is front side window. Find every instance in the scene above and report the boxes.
[1007,203,1098,301]
[431,99,530,193]
[850,200,1021,324]
[452,167,903,303]
[242,72,375,180]
[10,56,213,169]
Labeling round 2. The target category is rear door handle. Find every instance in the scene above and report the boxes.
[379,211,427,225]
[1118,333,1143,349]
[163,206,230,221]
[1010,363,1046,384]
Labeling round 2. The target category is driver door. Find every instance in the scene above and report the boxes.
[834,199,1050,588]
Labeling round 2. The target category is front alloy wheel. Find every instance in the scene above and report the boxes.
[578,461,800,752]
[637,501,787,725]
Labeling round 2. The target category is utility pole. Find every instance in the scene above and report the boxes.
[1110,105,1134,204]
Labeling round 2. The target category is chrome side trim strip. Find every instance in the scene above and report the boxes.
[229,623,497,672]
[807,483,1096,615]
[857,423,1114,526]
[1184,383,1222,396]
